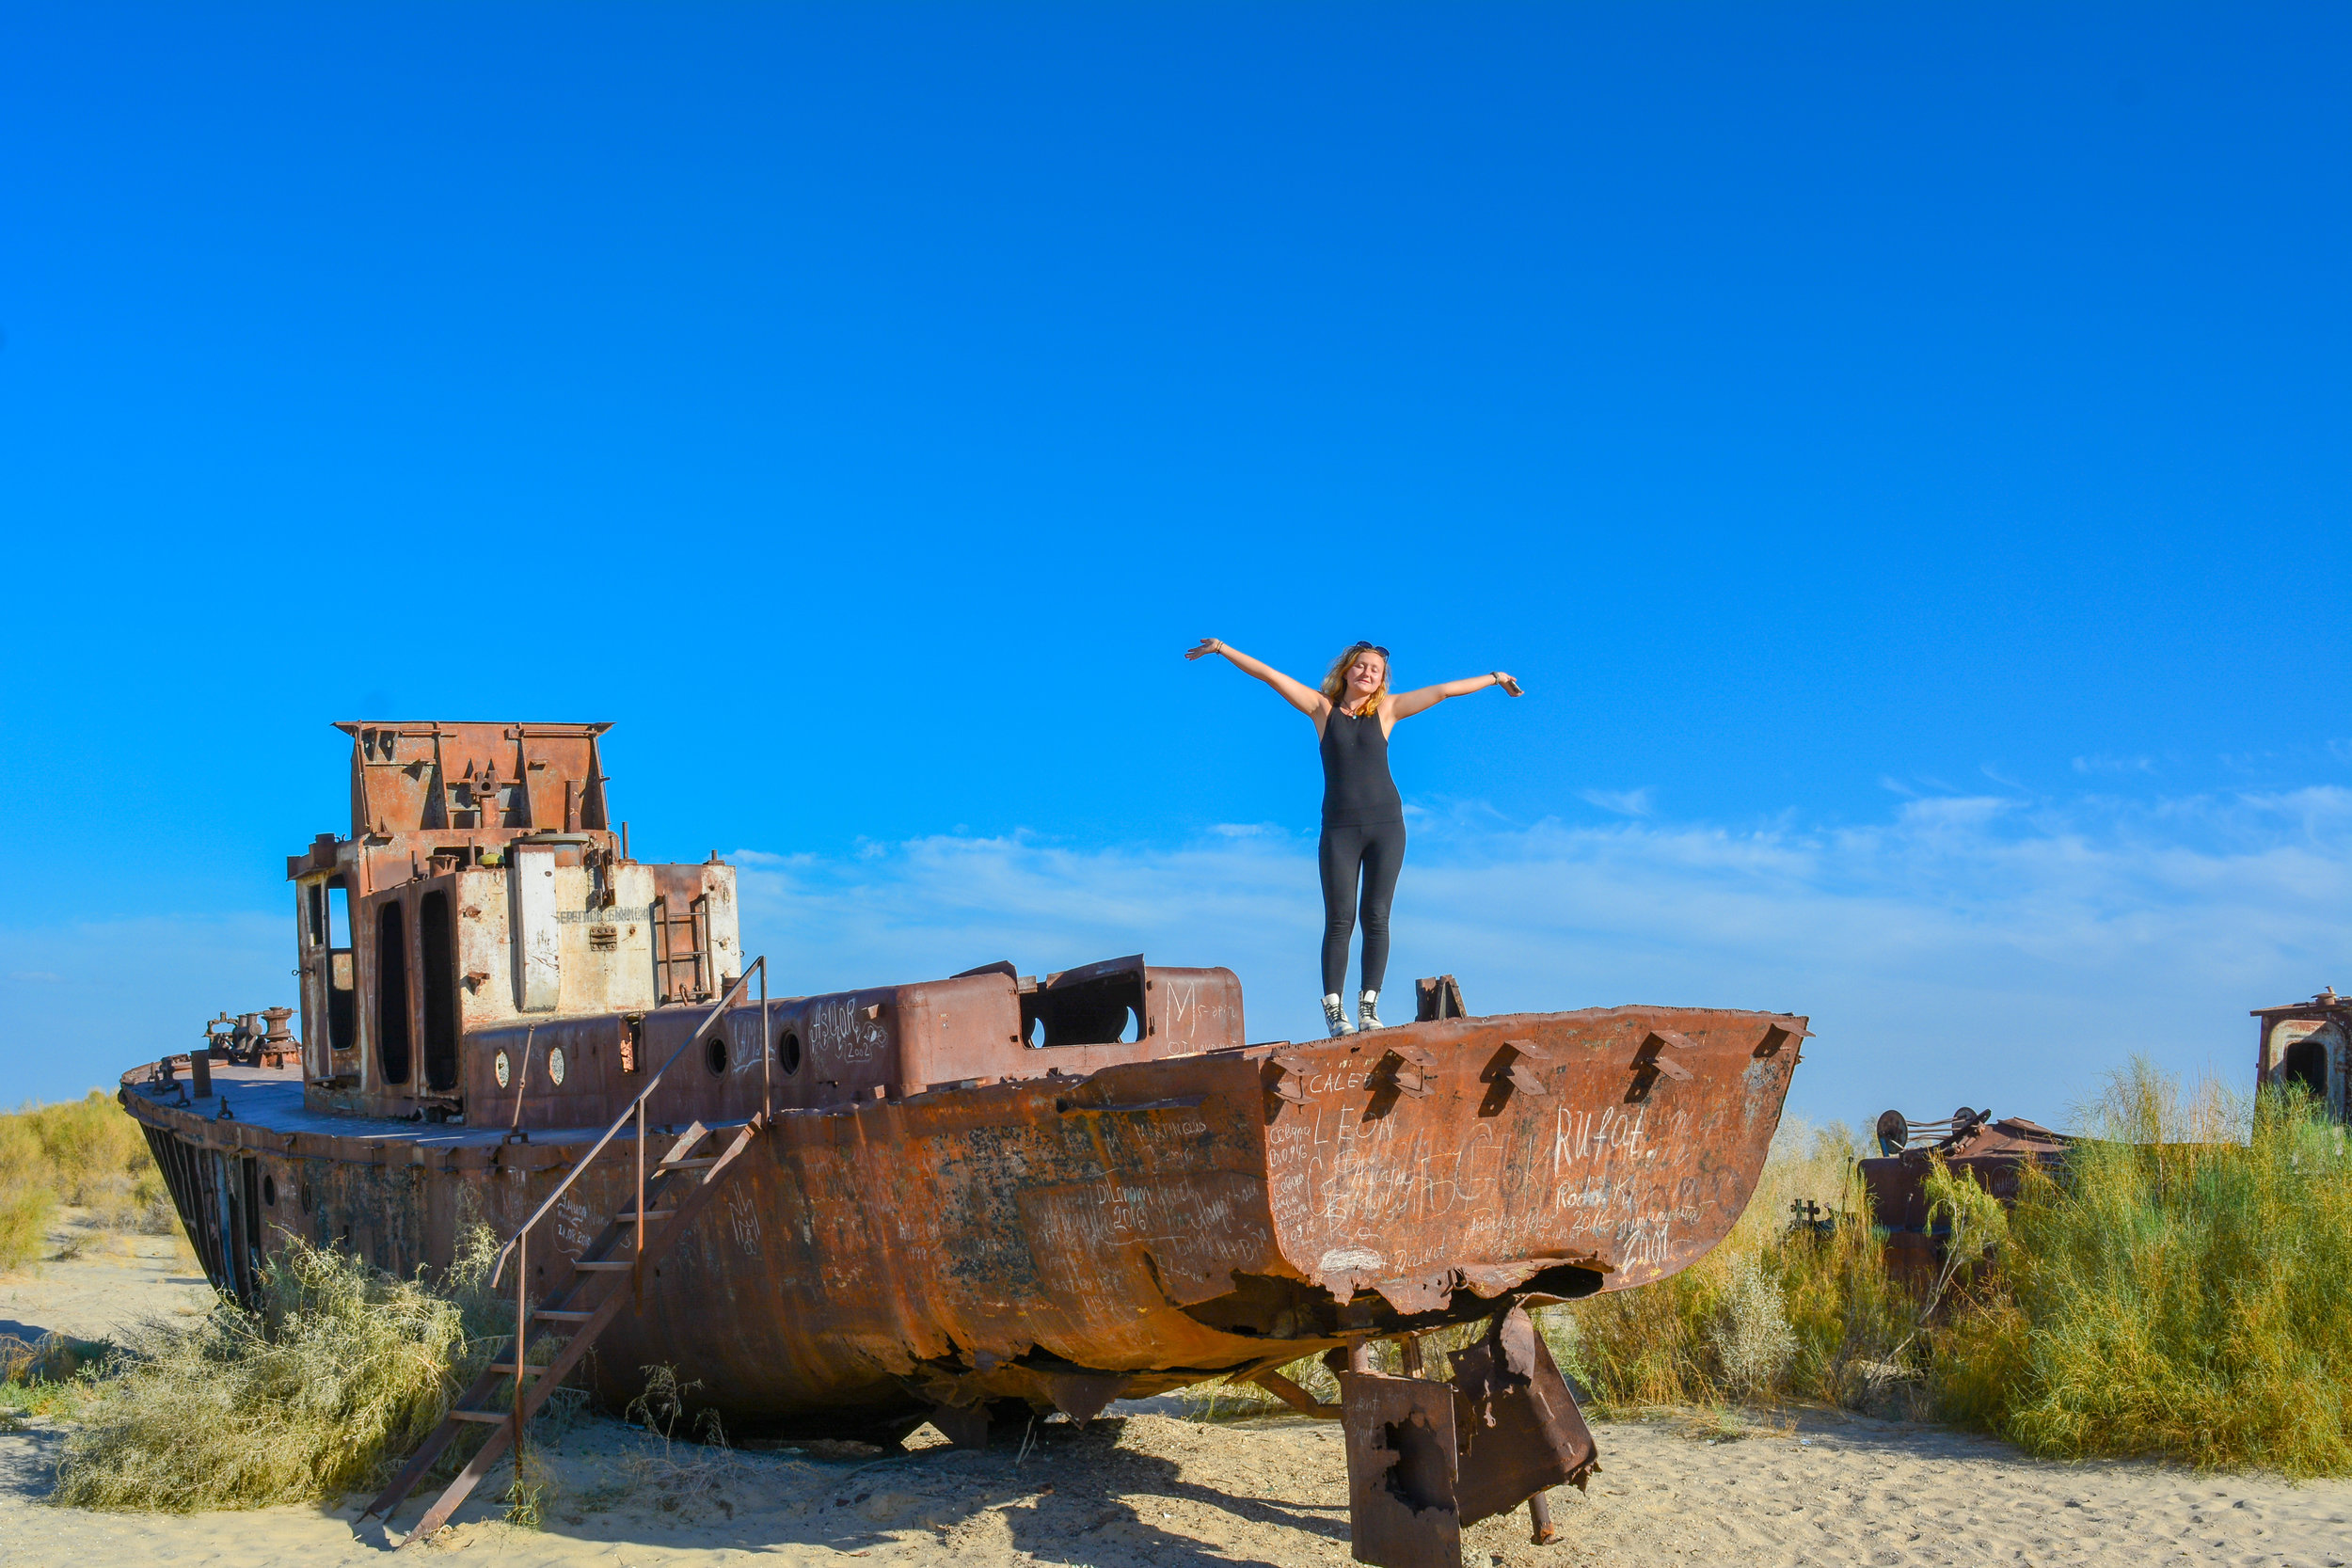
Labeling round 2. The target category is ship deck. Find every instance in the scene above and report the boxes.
[119,1062,655,1167]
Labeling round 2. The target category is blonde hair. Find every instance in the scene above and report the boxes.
[1320,643,1390,718]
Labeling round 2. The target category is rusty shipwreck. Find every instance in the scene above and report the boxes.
[119,720,1806,1561]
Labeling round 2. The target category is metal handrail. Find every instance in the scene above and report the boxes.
[488,955,768,1289]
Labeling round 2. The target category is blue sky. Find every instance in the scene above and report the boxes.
[3,5,2347,1125]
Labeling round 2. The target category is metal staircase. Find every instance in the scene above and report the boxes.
[364,960,770,1546]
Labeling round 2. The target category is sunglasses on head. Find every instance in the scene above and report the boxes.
[1349,641,1390,657]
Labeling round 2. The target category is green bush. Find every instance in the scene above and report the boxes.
[1932,1064,2352,1476]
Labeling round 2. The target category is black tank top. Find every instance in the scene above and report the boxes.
[1320,709,1404,827]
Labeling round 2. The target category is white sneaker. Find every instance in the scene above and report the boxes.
[1359,990,1386,1032]
[1322,994,1357,1037]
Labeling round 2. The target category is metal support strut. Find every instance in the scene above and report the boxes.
[1335,1302,1598,1568]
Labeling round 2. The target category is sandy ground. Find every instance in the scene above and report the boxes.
[1,1212,2347,1568]
[0,1208,216,1349]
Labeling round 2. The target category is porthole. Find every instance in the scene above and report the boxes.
[299,1180,314,1215]
[548,1046,567,1086]
[777,1030,803,1076]
[706,1035,728,1076]
[262,1173,278,1208]
[494,1050,512,1088]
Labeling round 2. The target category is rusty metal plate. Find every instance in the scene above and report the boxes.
[1263,1006,1805,1308]
[1339,1370,1461,1568]
[1446,1304,1597,1524]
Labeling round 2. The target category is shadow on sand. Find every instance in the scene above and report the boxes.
[356,1413,1349,1565]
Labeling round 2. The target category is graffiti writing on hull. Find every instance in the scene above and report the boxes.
[807,996,888,1067]
[1553,1105,1653,1170]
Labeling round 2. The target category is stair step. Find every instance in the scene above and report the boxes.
[368,1084,770,1543]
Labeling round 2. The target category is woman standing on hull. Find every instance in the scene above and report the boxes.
[1186,639,1522,1037]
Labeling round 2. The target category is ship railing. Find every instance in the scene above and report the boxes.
[488,955,770,1305]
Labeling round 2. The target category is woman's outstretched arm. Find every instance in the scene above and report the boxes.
[1185,638,1329,721]
[1388,670,1523,721]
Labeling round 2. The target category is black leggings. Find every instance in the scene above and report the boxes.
[1319,819,1406,997]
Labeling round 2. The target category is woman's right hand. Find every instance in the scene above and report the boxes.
[1185,638,1226,660]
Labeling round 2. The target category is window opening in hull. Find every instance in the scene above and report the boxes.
[326,882,356,1054]
[1020,972,1144,1047]
[420,891,460,1092]
[2283,1037,2328,1101]
[376,900,412,1085]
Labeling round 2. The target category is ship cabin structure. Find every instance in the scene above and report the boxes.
[2252,990,2350,1123]
[286,721,1242,1135]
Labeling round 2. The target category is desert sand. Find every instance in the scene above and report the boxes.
[2,1211,2347,1568]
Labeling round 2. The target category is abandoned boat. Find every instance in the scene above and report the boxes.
[119,720,1806,1560]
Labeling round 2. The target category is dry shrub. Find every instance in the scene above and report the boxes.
[26,1092,152,1211]
[1177,1373,1295,1421]
[617,1364,741,1518]
[1550,1117,1911,1413]
[1182,1338,1403,1420]
[1,1332,109,1386]
[50,1225,505,1511]
[0,1092,179,1257]
[0,1117,56,1272]
[1931,1063,2352,1476]
[2,1331,110,1428]
[1714,1254,1797,1399]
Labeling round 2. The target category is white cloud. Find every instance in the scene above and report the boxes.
[734,789,2352,1132]
[8,971,63,984]
[1576,787,1654,817]
[9,791,2347,1134]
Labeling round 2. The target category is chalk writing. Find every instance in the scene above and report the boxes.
[1552,1105,1646,1171]
[726,1188,763,1255]
[807,997,888,1067]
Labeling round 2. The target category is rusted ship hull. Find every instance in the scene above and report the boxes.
[117,721,1807,1560]
[123,1000,1799,1434]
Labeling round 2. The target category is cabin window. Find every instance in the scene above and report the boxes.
[326,882,356,1054]
[2283,1037,2328,1100]
[706,1034,728,1076]
[376,900,412,1085]
[419,891,460,1092]
[776,1029,802,1076]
